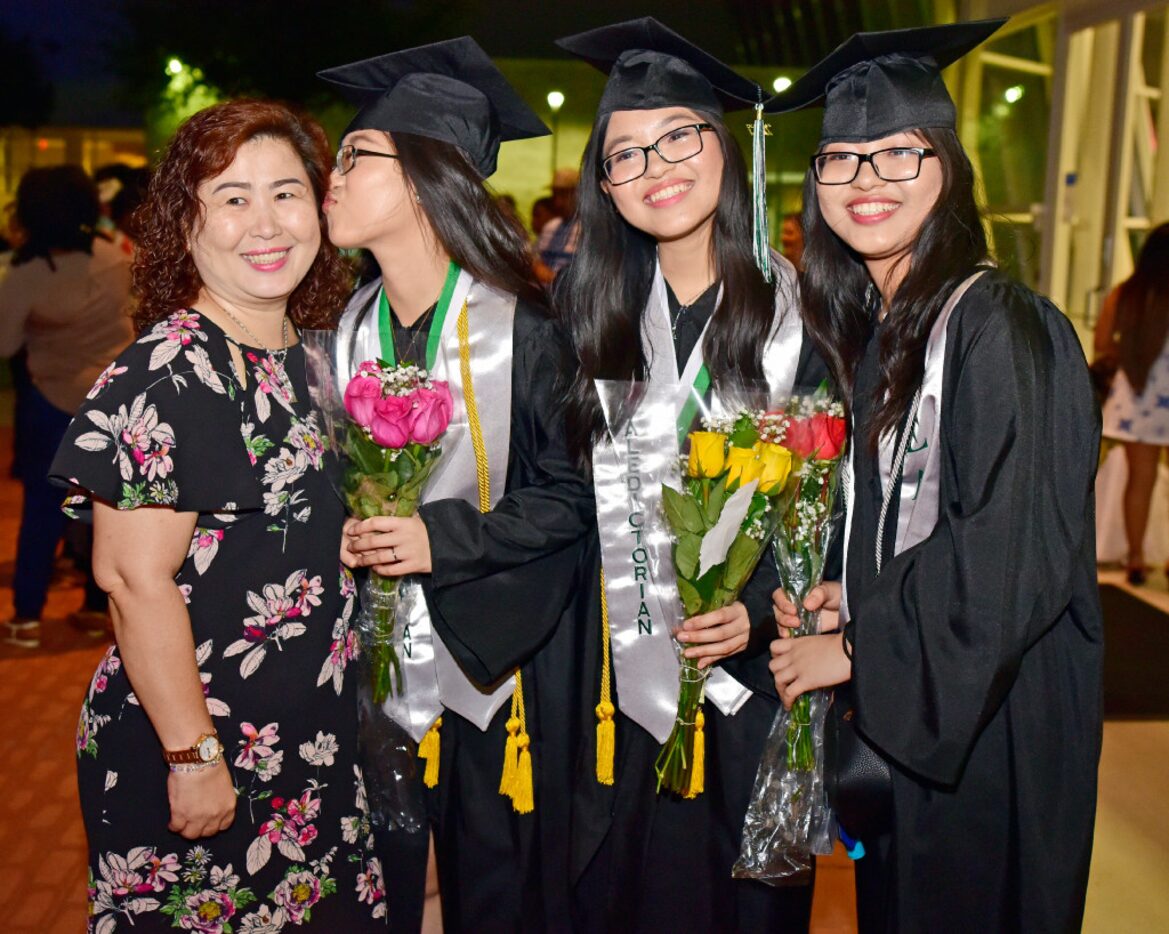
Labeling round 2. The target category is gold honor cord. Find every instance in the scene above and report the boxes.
[453,300,534,813]
[596,569,615,785]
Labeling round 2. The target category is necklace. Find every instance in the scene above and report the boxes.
[670,281,717,342]
[215,301,289,360]
[398,302,436,366]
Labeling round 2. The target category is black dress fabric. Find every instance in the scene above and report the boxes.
[843,270,1103,933]
[50,312,385,931]
[373,298,596,934]
[570,283,830,933]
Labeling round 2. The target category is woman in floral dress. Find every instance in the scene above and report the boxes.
[50,100,386,931]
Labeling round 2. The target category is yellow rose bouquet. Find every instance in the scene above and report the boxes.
[655,410,799,796]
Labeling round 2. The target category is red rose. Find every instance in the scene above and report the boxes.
[807,412,846,460]
[409,383,454,445]
[343,375,382,428]
[369,395,413,448]
[783,417,817,458]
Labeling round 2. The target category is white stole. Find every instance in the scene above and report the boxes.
[336,271,517,741]
[594,252,806,742]
[840,270,987,622]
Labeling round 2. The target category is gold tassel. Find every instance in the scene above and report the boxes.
[596,569,615,785]
[512,731,535,814]
[684,709,706,799]
[595,701,616,786]
[418,717,442,788]
[499,714,520,796]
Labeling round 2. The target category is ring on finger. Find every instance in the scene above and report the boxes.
[389,546,398,562]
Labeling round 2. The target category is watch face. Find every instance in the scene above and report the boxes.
[197,735,221,762]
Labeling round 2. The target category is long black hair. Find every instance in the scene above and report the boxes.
[13,165,99,269]
[1115,221,1169,395]
[392,132,545,309]
[555,109,783,464]
[800,126,988,452]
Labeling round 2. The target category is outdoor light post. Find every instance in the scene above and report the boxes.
[547,90,565,174]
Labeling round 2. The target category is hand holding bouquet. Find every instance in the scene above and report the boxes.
[735,392,847,881]
[342,360,453,703]
[655,410,799,796]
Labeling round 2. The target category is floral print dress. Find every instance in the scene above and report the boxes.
[50,311,386,932]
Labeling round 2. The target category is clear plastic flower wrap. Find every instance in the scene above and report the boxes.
[734,391,846,882]
[302,328,427,835]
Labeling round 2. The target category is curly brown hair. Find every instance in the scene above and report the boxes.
[131,99,353,332]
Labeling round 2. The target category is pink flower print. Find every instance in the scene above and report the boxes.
[272,870,322,924]
[340,565,356,598]
[286,789,321,827]
[295,823,319,848]
[235,722,280,771]
[87,361,128,400]
[286,418,325,470]
[179,890,236,933]
[120,404,176,481]
[290,573,324,615]
[188,527,225,576]
[144,851,181,892]
[164,310,203,344]
[357,857,386,917]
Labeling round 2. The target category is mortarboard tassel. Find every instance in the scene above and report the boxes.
[684,708,705,798]
[596,569,616,785]
[751,89,773,283]
[418,716,442,788]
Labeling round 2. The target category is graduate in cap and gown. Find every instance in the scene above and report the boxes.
[766,19,1103,934]
[553,18,828,932]
[320,38,595,933]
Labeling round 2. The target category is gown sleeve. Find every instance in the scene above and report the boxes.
[851,278,1100,786]
[419,304,594,683]
[48,313,265,516]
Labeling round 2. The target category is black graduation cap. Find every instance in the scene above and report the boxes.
[317,36,550,178]
[555,17,762,116]
[766,19,1007,143]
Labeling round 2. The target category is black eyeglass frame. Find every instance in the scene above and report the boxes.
[602,123,715,186]
[811,146,938,185]
[335,145,401,176]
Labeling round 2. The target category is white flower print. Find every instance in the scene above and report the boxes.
[262,447,307,493]
[188,527,225,575]
[90,847,181,932]
[235,722,281,781]
[104,771,118,792]
[141,309,207,371]
[223,570,318,678]
[73,392,176,485]
[298,732,339,768]
[339,816,362,845]
[237,904,287,933]
[356,857,387,919]
[185,344,227,394]
[316,611,359,696]
[286,416,325,470]
[87,361,128,399]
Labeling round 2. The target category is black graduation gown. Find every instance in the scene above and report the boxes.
[843,271,1103,934]
[373,297,595,934]
[571,285,831,934]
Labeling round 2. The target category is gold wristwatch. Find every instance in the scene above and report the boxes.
[163,731,224,766]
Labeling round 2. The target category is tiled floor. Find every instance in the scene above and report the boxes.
[0,417,1166,931]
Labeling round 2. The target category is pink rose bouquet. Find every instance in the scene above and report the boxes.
[343,360,453,702]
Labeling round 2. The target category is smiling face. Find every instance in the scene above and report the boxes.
[189,135,320,312]
[601,107,724,247]
[814,130,943,294]
[324,130,419,252]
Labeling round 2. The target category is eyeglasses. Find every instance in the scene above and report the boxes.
[603,123,714,186]
[811,147,937,185]
[335,145,400,176]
